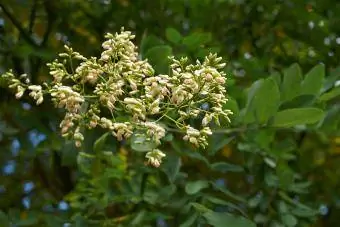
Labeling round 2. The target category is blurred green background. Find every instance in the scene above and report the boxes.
[0,0,340,226]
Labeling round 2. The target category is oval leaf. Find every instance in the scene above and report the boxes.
[185,180,209,195]
[166,27,182,44]
[211,162,244,173]
[144,45,172,74]
[281,64,302,102]
[272,108,324,127]
[203,211,256,227]
[301,64,325,96]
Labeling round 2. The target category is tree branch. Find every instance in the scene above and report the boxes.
[0,3,39,48]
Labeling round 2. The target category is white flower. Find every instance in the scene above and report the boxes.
[145,149,166,167]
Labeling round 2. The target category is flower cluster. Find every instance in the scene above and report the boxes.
[1,28,232,167]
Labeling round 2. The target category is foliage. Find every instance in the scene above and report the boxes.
[0,0,340,227]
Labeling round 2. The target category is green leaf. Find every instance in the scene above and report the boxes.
[185,180,209,195]
[16,211,39,226]
[211,162,244,173]
[191,202,212,213]
[206,196,246,216]
[130,210,146,226]
[203,211,256,227]
[272,108,324,127]
[0,211,10,227]
[77,152,95,174]
[209,135,235,155]
[280,95,316,110]
[140,34,164,57]
[291,208,318,218]
[165,27,182,44]
[144,45,172,74]
[281,64,303,102]
[319,86,340,102]
[212,183,246,203]
[130,133,157,152]
[277,163,294,189]
[179,213,199,227]
[243,77,280,124]
[162,154,181,183]
[301,64,325,95]
[45,215,65,227]
[271,71,281,86]
[281,214,297,227]
[93,132,110,153]
[182,32,212,50]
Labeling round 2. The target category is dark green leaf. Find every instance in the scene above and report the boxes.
[191,203,212,213]
[212,183,246,203]
[185,180,209,195]
[162,154,181,183]
[77,152,95,174]
[319,86,340,102]
[301,64,325,95]
[165,27,182,44]
[211,162,244,173]
[182,32,212,50]
[203,211,256,227]
[179,213,199,227]
[243,77,280,124]
[140,34,164,57]
[291,208,318,218]
[281,64,302,102]
[209,135,235,156]
[280,95,316,110]
[0,211,10,227]
[144,45,172,74]
[272,108,324,127]
[281,214,297,227]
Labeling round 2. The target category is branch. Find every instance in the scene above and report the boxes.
[0,3,39,48]
[28,0,38,34]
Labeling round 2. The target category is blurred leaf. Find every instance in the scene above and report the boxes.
[179,213,199,227]
[0,211,10,227]
[130,133,157,152]
[203,211,256,227]
[182,32,212,50]
[185,180,209,195]
[243,77,280,124]
[77,151,95,174]
[191,202,211,213]
[291,207,318,218]
[272,108,324,127]
[281,64,302,102]
[301,64,325,96]
[162,154,181,183]
[319,86,340,102]
[144,45,172,74]
[281,214,297,227]
[16,211,39,226]
[211,183,246,203]
[165,27,182,44]
[140,34,164,57]
[130,210,146,226]
[93,132,109,153]
[211,162,244,173]
[209,135,235,156]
